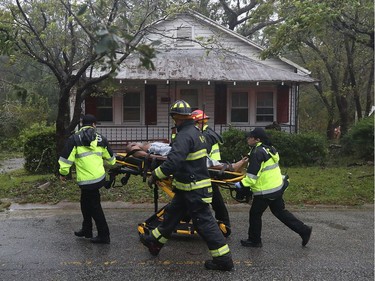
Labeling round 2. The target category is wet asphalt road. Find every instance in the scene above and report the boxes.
[0,203,373,281]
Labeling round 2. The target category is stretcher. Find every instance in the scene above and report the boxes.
[106,152,247,237]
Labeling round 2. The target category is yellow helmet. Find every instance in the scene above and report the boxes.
[170,100,192,116]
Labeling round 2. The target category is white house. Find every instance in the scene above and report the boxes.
[84,10,316,149]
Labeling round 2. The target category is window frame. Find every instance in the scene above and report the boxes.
[96,96,113,123]
[122,91,142,124]
[180,88,200,111]
[175,25,194,47]
[230,91,249,123]
[255,91,275,123]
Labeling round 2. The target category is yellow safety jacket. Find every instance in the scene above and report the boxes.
[58,126,116,186]
[202,125,223,161]
[241,142,284,197]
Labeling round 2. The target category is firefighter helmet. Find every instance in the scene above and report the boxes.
[192,109,209,121]
[169,100,192,116]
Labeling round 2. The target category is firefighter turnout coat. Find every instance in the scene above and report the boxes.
[154,120,211,192]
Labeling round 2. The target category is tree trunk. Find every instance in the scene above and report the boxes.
[365,60,374,116]
[56,87,73,160]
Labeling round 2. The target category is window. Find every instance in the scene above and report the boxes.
[180,89,199,111]
[176,26,193,46]
[96,96,113,122]
[123,92,140,122]
[256,92,274,122]
[231,92,248,122]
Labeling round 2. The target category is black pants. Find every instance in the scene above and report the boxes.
[211,183,230,227]
[80,188,109,237]
[248,195,309,243]
[158,187,228,252]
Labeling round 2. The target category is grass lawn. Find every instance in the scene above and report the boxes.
[0,162,373,209]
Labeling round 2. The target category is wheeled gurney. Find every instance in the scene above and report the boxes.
[106,152,246,237]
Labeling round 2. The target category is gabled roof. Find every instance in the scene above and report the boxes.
[185,10,312,76]
[91,10,316,83]
[114,49,316,83]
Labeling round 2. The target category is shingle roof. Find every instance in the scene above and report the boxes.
[114,49,316,83]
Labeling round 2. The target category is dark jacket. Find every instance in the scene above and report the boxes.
[153,120,211,191]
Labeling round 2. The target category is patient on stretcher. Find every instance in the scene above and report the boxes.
[125,141,248,173]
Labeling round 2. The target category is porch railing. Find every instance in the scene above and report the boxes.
[96,124,295,152]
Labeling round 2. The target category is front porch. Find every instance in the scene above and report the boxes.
[96,123,295,152]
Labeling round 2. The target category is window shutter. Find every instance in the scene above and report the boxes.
[85,95,97,116]
[145,85,157,125]
[277,85,289,123]
[214,84,227,124]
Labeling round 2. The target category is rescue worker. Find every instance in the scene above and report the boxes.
[192,109,243,237]
[58,114,116,244]
[235,127,312,248]
[140,100,234,271]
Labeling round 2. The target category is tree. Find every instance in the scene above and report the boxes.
[260,0,374,138]
[191,0,373,138]
[0,0,159,158]
[189,0,283,44]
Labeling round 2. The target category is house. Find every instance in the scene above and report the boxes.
[84,10,316,150]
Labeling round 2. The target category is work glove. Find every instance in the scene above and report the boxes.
[147,173,158,189]
[235,182,252,202]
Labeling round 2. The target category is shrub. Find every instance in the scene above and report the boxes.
[267,131,328,166]
[220,127,248,162]
[23,124,57,174]
[0,95,49,151]
[221,127,328,167]
[341,117,374,160]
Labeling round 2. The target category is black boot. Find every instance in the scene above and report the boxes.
[301,226,312,246]
[240,239,262,248]
[139,233,163,256]
[90,235,110,244]
[204,254,234,271]
[74,229,93,238]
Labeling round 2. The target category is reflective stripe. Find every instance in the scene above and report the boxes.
[252,182,284,196]
[76,151,102,158]
[202,197,212,204]
[174,178,211,191]
[77,174,106,185]
[186,149,207,161]
[262,163,279,172]
[108,155,116,163]
[209,143,221,160]
[152,228,168,244]
[154,167,167,179]
[59,156,73,165]
[247,173,258,180]
[210,244,230,257]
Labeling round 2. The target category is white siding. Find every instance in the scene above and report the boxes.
[145,14,296,72]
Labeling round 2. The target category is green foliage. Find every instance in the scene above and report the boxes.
[267,131,328,167]
[23,125,57,174]
[220,127,248,162]
[341,117,374,160]
[221,127,328,167]
[0,93,50,151]
[0,164,373,207]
